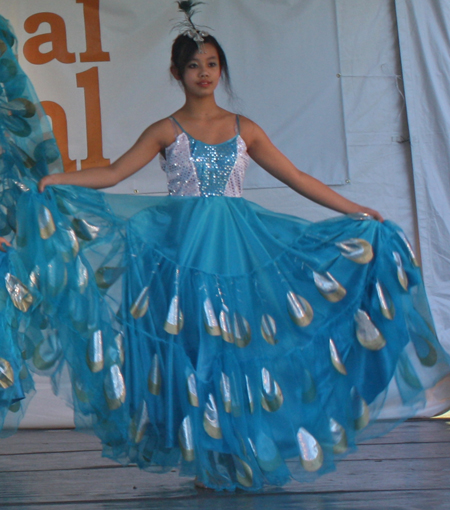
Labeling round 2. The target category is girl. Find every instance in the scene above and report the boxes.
[0,14,449,492]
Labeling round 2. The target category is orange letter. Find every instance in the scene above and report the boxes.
[41,101,77,173]
[77,0,110,62]
[76,67,110,169]
[23,13,76,65]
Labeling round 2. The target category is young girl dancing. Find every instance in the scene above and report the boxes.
[0,6,449,492]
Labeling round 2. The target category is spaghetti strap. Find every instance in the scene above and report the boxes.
[169,116,185,135]
[235,114,241,135]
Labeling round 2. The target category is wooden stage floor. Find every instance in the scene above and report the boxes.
[1,420,449,509]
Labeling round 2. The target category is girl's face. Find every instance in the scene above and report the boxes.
[176,43,222,97]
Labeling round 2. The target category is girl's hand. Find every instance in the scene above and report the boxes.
[0,238,11,252]
[356,206,384,223]
[38,174,58,193]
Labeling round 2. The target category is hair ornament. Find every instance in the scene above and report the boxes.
[174,1,210,49]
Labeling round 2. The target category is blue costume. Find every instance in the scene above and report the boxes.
[0,16,449,491]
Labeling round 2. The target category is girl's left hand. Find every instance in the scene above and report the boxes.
[356,206,384,222]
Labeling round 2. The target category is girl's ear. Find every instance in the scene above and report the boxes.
[171,65,182,81]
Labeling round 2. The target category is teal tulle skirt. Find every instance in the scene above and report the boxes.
[0,15,449,492]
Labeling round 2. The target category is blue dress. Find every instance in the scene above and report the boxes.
[0,16,449,491]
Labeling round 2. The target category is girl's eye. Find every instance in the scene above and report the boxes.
[209,62,217,67]
[188,63,198,68]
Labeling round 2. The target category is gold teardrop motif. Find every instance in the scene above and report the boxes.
[393,251,408,291]
[220,372,232,413]
[203,393,222,439]
[355,310,386,351]
[14,180,31,193]
[164,295,184,335]
[179,415,195,462]
[233,313,251,348]
[86,330,104,373]
[203,297,220,336]
[219,307,234,343]
[261,368,284,412]
[95,266,125,290]
[187,372,199,407]
[329,338,347,375]
[130,401,149,444]
[297,427,324,472]
[28,265,41,290]
[46,257,68,297]
[104,364,126,410]
[351,387,370,430]
[250,433,283,472]
[5,273,33,313]
[148,353,162,396]
[329,418,348,454]
[19,364,29,380]
[245,375,255,414]
[0,358,14,389]
[72,218,100,241]
[9,401,21,413]
[414,336,438,367]
[336,238,374,264]
[74,379,90,403]
[130,286,149,319]
[76,258,89,294]
[397,231,420,267]
[287,291,313,327]
[302,369,317,403]
[38,205,56,240]
[376,280,395,320]
[398,357,422,389]
[313,272,347,302]
[62,226,79,260]
[115,333,125,366]
[235,457,254,488]
[261,314,278,345]
[56,195,78,216]
[11,98,36,118]
[32,340,60,371]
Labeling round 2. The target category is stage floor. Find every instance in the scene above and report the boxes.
[1,420,450,509]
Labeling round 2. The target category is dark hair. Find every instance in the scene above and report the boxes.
[171,34,232,94]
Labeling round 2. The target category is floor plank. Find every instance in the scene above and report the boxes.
[1,456,450,502]
[0,420,449,508]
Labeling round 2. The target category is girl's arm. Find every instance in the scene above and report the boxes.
[38,119,174,192]
[241,118,384,221]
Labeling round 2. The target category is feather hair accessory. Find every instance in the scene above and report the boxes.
[174,1,210,49]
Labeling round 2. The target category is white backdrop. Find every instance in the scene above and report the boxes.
[396,0,450,366]
[0,0,448,426]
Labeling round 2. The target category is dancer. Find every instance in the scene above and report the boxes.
[0,6,449,492]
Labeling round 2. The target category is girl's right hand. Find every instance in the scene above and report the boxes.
[0,238,11,252]
[38,174,58,193]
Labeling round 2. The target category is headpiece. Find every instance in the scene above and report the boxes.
[174,1,210,50]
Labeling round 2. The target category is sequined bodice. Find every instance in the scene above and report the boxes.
[160,123,249,197]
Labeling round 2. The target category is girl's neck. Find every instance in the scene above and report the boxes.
[178,94,222,120]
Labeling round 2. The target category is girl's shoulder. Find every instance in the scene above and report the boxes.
[236,115,267,148]
[139,117,180,149]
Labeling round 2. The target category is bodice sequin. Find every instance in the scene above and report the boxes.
[160,120,249,197]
